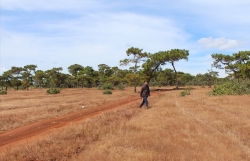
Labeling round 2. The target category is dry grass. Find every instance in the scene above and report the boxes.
[72,88,250,161]
[1,87,250,160]
[0,103,141,161]
[0,88,137,132]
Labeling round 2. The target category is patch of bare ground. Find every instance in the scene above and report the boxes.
[1,87,250,160]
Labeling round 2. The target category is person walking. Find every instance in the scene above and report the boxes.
[139,81,150,109]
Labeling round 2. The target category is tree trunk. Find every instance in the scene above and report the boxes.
[133,77,137,93]
[39,80,41,90]
[134,62,137,93]
[171,62,179,89]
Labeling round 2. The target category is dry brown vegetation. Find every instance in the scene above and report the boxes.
[1,87,250,160]
[0,88,137,132]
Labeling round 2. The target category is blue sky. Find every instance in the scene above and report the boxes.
[1,0,249,77]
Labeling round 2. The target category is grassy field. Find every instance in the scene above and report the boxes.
[0,88,138,132]
[1,87,250,160]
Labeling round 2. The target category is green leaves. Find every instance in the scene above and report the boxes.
[103,90,112,94]
[142,49,189,84]
[180,87,191,97]
[120,47,149,92]
[47,88,60,94]
[212,80,250,95]
[125,73,141,86]
[0,90,7,95]
[126,47,148,58]
[211,51,250,80]
[120,47,149,69]
[67,64,84,78]
[45,67,63,88]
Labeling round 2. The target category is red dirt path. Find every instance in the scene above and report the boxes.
[0,94,147,150]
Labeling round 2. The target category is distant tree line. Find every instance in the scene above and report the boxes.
[0,48,249,92]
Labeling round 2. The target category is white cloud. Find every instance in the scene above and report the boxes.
[1,12,191,73]
[198,37,244,50]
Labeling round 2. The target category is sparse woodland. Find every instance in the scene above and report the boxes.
[0,48,250,94]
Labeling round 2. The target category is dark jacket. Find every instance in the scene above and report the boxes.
[140,84,150,97]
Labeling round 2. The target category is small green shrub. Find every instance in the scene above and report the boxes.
[0,90,7,95]
[180,90,186,97]
[47,88,60,94]
[103,90,112,94]
[101,83,114,90]
[201,85,205,88]
[246,82,250,89]
[180,86,191,97]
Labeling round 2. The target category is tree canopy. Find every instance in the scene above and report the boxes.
[120,47,149,92]
[142,49,189,88]
[212,51,250,81]
[2,48,248,92]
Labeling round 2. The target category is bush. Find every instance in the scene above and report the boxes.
[0,90,7,95]
[101,83,114,90]
[47,88,60,94]
[212,80,250,95]
[180,86,191,97]
[180,90,187,97]
[116,83,125,90]
[18,86,26,90]
[103,90,112,94]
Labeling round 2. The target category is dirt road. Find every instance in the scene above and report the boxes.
[0,95,143,150]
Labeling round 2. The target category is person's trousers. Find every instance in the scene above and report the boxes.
[140,96,148,108]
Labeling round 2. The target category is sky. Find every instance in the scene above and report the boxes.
[0,0,249,77]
